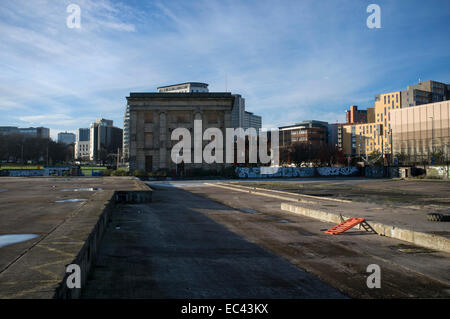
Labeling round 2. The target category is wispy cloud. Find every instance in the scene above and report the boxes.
[0,0,449,140]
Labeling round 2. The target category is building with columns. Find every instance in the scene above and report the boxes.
[126,90,235,172]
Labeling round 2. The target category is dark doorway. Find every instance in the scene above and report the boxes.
[145,156,153,172]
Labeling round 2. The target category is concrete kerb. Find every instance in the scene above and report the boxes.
[207,182,450,253]
[281,203,450,253]
[205,183,318,204]
[53,179,152,299]
[217,182,352,203]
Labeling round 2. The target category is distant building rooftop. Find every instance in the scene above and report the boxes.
[279,120,329,130]
[157,82,209,89]
[127,92,232,99]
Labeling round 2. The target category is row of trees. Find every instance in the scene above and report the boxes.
[0,134,74,165]
[395,146,450,166]
[280,143,347,166]
[280,142,450,168]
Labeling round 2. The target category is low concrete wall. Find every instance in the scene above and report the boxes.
[234,166,361,178]
[281,203,450,253]
[53,194,115,299]
[53,185,152,299]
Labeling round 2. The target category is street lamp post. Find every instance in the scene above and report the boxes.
[429,116,434,164]
[389,128,393,166]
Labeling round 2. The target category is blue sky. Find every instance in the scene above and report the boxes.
[1,0,449,140]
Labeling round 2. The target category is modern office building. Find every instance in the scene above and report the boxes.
[341,90,402,159]
[244,111,262,130]
[345,105,368,124]
[332,105,374,150]
[75,128,90,160]
[0,126,20,135]
[231,94,262,130]
[401,80,450,108]
[391,100,450,163]
[340,80,450,160]
[0,126,50,139]
[89,119,123,162]
[75,141,90,160]
[57,132,76,144]
[279,120,329,147]
[78,128,90,142]
[123,105,130,162]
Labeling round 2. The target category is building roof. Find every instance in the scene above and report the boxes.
[157,82,209,89]
[127,92,233,99]
[279,120,329,130]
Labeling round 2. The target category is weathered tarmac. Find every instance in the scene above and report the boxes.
[0,177,150,299]
[82,185,345,298]
[134,180,450,298]
[1,177,449,299]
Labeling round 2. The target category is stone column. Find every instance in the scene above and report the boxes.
[159,111,167,169]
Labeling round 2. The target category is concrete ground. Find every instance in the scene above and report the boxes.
[233,178,450,211]
[82,186,345,298]
[0,177,144,298]
[83,179,450,298]
[2,177,449,299]
[156,180,449,298]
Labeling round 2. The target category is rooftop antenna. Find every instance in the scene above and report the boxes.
[225,74,228,92]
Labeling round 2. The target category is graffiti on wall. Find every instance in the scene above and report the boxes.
[235,167,315,178]
[235,166,359,178]
[8,170,44,177]
[316,167,359,176]
[427,166,450,178]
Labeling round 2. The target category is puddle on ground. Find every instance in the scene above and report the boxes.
[55,198,88,203]
[60,188,102,192]
[279,219,293,223]
[0,234,39,248]
[240,208,258,214]
[0,188,8,192]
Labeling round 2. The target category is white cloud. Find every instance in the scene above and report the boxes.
[0,0,448,134]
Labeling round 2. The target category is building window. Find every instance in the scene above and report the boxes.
[144,112,153,123]
[207,113,218,123]
[144,133,153,148]
[176,115,188,123]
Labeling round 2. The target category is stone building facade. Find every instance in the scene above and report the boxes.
[126,92,235,172]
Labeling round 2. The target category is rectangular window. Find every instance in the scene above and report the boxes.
[384,96,386,104]
[144,112,153,123]
[144,133,153,148]
[176,115,187,123]
[207,113,218,123]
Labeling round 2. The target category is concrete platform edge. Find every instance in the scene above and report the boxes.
[280,203,450,253]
